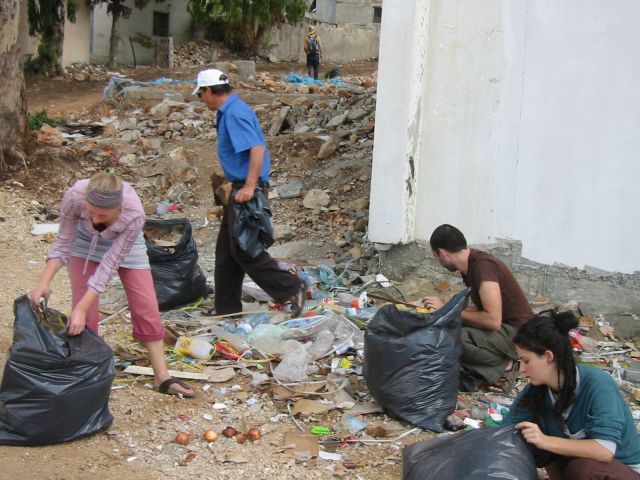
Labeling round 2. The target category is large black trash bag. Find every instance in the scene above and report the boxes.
[0,296,115,446]
[364,288,470,432]
[403,425,537,480]
[144,219,208,310]
[232,188,274,258]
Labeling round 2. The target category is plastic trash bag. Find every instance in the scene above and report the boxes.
[232,188,274,258]
[273,346,312,383]
[364,289,470,432]
[144,219,208,310]
[0,296,115,446]
[402,426,537,480]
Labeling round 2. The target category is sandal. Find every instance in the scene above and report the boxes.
[488,360,520,394]
[155,377,195,398]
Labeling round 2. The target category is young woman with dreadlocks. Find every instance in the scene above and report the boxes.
[503,311,640,480]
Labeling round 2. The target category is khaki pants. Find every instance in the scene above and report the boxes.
[459,323,518,391]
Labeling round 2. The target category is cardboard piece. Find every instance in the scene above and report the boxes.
[283,431,319,466]
[204,366,237,383]
[348,401,384,415]
[291,399,332,416]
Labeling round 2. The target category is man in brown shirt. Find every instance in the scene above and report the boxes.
[422,224,533,392]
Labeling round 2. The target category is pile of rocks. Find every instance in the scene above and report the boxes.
[174,40,230,67]
[64,62,110,82]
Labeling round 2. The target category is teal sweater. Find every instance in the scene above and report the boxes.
[504,365,640,467]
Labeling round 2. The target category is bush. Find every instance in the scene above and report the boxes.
[28,110,64,131]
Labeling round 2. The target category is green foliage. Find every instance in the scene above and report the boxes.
[188,0,307,54]
[26,0,78,76]
[28,110,65,131]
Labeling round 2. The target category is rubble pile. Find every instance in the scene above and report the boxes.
[173,40,230,67]
[64,62,110,82]
[33,72,379,278]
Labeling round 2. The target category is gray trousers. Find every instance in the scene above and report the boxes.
[459,323,518,391]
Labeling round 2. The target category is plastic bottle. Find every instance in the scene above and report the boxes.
[175,336,215,359]
[244,313,272,329]
[333,414,367,435]
[156,200,170,216]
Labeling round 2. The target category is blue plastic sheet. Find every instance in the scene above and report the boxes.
[284,72,342,87]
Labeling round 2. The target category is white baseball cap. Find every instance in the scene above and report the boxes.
[192,68,230,95]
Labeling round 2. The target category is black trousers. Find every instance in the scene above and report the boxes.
[307,53,320,80]
[214,195,300,315]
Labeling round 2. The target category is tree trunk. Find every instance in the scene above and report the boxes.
[0,0,28,170]
[50,0,65,76]
[107,0,122,70]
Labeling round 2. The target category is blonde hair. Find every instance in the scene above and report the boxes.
[86,172,123,208]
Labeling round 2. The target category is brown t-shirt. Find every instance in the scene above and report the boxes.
[461,249,532,327]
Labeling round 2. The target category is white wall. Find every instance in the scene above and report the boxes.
[265,21,380,63]
[91,0,192,65]
[62,1,91,65]
[370,0,640,274]
[18,0,91,66]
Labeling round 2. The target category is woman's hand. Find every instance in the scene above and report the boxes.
[516,421,549,449]
[30,283,51,308]
[67,307,87,336]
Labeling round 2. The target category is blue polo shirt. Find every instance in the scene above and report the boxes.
[216,93,270,183]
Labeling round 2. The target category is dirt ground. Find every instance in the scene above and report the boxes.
[0,58,449,480]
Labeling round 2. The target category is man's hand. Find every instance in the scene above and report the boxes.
[234,185,255,203]
[422,296,444,311]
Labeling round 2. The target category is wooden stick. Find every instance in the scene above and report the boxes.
[367,293,421,309]
[99,306,128,325]
[122,365,210,380]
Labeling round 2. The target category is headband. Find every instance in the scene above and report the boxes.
[86,188,123,209]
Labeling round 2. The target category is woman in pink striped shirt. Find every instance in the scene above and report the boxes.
[30,172,194,397]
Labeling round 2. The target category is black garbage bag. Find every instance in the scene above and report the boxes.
[364,289,470,432]
[403,425,537,480]
[0,296,115,446]
[232,188,274,258]
[144,219,208,310]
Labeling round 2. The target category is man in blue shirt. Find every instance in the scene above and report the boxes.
[193,68,304,316]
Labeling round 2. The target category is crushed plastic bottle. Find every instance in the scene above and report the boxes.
[332,414,367,435]
[244,313,272,329]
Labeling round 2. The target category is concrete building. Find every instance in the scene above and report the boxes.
[18,0,92,66]
[307,0,383,25]
[369,0,640,314]
[90,0,193,65]
[18,0,192,67]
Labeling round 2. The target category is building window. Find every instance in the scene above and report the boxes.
[308,0,316,13]
[373,7,382,23]
[153,11,170,37]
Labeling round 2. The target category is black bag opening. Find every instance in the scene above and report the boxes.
[144,218,208,310]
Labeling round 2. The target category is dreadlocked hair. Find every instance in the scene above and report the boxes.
[513,310,578,427]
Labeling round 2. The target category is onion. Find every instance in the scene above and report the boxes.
[247,427,262,442]
[235,433,246,444]
[202,429,218,442]
[175,432,190,445]
[222,426,237,438]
